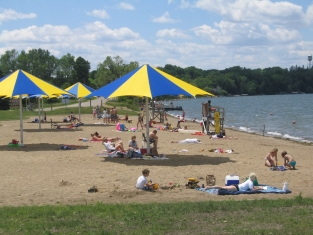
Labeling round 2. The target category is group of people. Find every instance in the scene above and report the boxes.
[92,106,119,124]
[265,148,296,170]
[94,129,158,156]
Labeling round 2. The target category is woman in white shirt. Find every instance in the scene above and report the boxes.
[205,172,262,191]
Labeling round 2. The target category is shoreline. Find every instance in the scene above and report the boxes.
[0,114,312,207]
[168,114,313,146]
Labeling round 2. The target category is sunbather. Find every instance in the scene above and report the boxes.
[89,132,120,142]
[205,172,263,191]
[102,137,125,152]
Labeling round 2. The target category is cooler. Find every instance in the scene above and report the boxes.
[225,175,239,186]
[140,148,151,154]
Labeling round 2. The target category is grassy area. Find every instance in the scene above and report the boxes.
[0,195,312,234]
[0,102,139,121]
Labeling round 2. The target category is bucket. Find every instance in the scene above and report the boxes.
[153,184,159,190]
[282,182,289,191]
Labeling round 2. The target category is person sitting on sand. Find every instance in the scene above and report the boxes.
[136,169,153,190]
[205,172,263,191]
[128,135,139,151]
[265,148,278,167]
[281,151,296,170]
[63,116,71,122]
[102,137,125,152]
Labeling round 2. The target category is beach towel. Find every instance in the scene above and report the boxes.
[94,151,123,158]
[132,155,169,160]
[196,185,291,195]
[270,166,288,171]
[60,145,76,150]
[179,138,202,144]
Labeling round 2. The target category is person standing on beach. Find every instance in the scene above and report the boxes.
[92,107,96,119]
[149,130,158,149]
[96,105,101,119]
[137,113,143,130]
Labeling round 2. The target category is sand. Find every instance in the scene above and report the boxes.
[0,114,312,207]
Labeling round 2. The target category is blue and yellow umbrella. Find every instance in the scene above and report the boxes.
[65,82,95,99]
[0,70,72,145]
[65,82,95,120]
[87,64,212,98]
[86,64,214,151]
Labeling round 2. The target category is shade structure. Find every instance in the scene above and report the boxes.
[0,70,73,145]
[65,82,95,120]
[86,64,214,152]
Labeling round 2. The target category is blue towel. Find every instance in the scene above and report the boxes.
[196,185,291,195]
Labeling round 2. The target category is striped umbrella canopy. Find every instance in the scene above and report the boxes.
[0,70,73,145]
[65,82,95,99]
[65,82,95,120]
[86,64,214,152]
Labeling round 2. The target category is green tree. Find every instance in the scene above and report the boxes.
[17,49,57,81]
[54,53,77,87]
[91,56,138,88]
[0,49,19,74]
[75,56,90,85]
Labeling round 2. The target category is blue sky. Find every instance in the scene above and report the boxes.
[1,0,313,71]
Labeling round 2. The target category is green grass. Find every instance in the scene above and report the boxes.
[0,103,139,121]
[0,195,312,234]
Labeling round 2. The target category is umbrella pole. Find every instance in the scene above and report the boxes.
[19,95,24,146]
[145,97,150,153]
[38,97,41,129]
[79,99,81,121]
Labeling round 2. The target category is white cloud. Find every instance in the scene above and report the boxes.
[118,2,135,10]
[180,0,192,9]
[0,9,36,24]
[192,20,301,45]
[156,28,190,38]
[168,0,175,4]
[152,12,177,23]
[86,9,109,19]
[194,0,312,27]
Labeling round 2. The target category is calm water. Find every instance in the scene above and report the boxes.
[166,94,313,143]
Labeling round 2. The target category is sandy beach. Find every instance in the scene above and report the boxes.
[0,114,312,207]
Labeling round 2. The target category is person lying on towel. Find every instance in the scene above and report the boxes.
[205,172,263,191]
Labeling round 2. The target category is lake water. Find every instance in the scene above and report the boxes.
[166,94,313,143]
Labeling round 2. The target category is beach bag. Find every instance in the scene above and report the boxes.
[127,149,143,159]
[120,124,126,131]
[116,152,125,158]
[206,175,216,186]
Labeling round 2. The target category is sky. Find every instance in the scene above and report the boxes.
[0,0,313,71]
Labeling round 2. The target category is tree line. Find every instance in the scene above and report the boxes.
[1,48,313,96]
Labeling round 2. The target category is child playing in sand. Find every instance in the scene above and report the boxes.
[136,169,153,190]
[281,151,296,170]
[265,148,278,167]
